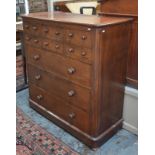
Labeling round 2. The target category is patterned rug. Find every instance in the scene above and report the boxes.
[16,107,79,155]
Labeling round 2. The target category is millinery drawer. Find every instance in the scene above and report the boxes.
[64,44,92,64]
[41,24,64,41]
[23,20,42,36]
[28,64,91,111]
[24,35,42,48]
[42,39,63,54]
[26,46,92,87]
[65,28,93,48]
[29,84,90,133]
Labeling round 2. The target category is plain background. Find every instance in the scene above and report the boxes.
[0,1,155,154]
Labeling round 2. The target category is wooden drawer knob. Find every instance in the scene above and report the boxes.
[43,28,49,33]
[68,90,75,97]
[32,26,37,30]
[68,48,74,53]
[68,33,73,37]
[69,112,76,119]
[35,75,41,80]
[82,35,87,40]
[37,95,43,100]
[55,44,60,49]
[55,32,60,35]
[43,42,49,46]
[33,55,40,60]
[25,36,30,41]
[34,39,39,43]
[25,25,29,29]
[67,67,76,74]
[81,51,87,56]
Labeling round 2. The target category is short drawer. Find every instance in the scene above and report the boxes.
[24,35,42,48]
[42,39,63,54]
[64,44,92,64]
[41,24,64,41]
[65,29,93,48]
[50,26,64,41]
[24,35,63,54]
[26,46,92,87]
[28,64,91,111]
[29,84,90,133]
[23,21,42,36]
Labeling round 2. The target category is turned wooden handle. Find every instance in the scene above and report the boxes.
[67,67,76,74]
[69,112,76,119]
[33,26,37,30]
[25,36,30,41]
[55,31,60,35]
[68,48,74,53]
[81,35,87,40]
[35,75,41,80]
[68,33,73,37]
[43,42,49,46]
[81,51,87,56]
[37,95,43,100]
[68,90,75,97]
[33,55,40,60]
[25,25,29,29]
[43,28,49,33]
[34,39,39,43]
[55,44,60,49]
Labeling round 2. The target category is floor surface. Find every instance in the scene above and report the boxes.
[16,89,138,155]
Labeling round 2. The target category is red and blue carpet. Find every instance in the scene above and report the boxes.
[16,107,79,155]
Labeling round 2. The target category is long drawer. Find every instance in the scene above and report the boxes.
[28,64,91,111]
[29,84,90,133]
[26,45,92,87]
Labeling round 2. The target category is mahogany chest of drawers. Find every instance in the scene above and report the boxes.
[22,12,132,148]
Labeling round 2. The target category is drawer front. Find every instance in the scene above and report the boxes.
[29,84,90,133]
[42,38,63,54]
[24,34,42,48]
[24,35,63,54]
[41,24,64,41]
[50,26,64,41]
[65,29,92,48]
[64,44,92,64]
[26,46,91,87]
[23,21,42,36]
[28,64,90,111]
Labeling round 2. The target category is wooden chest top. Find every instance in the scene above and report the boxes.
[22,11,132,27]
